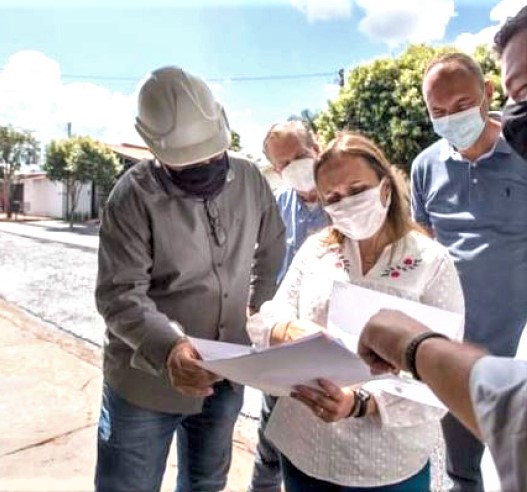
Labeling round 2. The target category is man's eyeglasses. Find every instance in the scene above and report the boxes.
[204,199,227,247]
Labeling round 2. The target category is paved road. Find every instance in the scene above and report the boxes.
[0,231,104,345]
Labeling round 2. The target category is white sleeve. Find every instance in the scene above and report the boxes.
[247,234,320,348]
[470,356,527,492]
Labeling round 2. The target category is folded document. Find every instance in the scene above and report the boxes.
[191,332,373,397]
[190,282,463,409]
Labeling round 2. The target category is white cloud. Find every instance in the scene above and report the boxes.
[227,107,269,159]
[323,83,341,101]
[0,50,141,148]
[455,0,525,53]
[291,0,352,22]
[356,0,456,47]
[0,50,269,160]
[490,0,525,23]
[455,25,498,54]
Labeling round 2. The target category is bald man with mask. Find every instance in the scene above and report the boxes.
[411,52,527,491]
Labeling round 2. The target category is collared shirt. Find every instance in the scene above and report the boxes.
[275,186,329,284]
[248,229,464,487]
[96,154,285,414]
[411,136,527,356]
[470,356,527,491]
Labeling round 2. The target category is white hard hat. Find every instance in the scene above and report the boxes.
[135,66,231,168]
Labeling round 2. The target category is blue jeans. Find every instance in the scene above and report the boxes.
[95,381,244,492]
[248,393,282,492]
[280,455,431,492]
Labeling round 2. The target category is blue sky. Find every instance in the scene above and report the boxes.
[0,0,523,156]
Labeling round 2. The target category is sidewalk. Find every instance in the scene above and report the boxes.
[0,220,99,250]
[0,300,256,492]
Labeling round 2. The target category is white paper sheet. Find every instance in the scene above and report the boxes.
[190,333,374,396]
[187,283,460,409]
[366,377,445,409]
[327,281,463,340]
[190,334,445,407]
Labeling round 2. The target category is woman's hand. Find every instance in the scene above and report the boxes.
[270,319,323,345]
[291,379,357,423]
[292,379,378,423]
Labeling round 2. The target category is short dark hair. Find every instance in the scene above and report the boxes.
[494,6,527,57]
[424,52,485,90]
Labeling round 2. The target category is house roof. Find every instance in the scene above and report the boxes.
[108,143,153,162]
[16,172,48,180]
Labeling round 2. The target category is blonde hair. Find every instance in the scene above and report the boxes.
[314,131,418,246]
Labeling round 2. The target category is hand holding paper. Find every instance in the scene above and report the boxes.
[166,338,222,397]
[188,282,462,409]
[357,309,433,375]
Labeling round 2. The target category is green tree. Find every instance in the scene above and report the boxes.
[230,130,241,152]
[44,136,120,229]
[0,125,40,218]
[473,44,507,108]
[315,44,504,175]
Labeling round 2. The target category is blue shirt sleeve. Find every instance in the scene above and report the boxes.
[410,156,431,228]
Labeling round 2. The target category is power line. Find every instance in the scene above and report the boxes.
[60,70,338,83]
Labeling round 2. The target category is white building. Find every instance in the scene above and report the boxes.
[16,172,93,220]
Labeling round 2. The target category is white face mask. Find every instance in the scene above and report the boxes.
[324,181,390,240]
[431,105,486,150]
[280,157,316,193]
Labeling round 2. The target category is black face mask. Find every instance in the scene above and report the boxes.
[166,153,230,198]
[503,100,527,160]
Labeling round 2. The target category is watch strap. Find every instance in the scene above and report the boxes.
[351,388,371,418]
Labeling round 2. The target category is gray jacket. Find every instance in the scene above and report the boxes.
[96,154,285,413]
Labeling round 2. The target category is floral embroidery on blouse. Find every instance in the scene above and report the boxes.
[331,242,422,280]
[381,257,422,278]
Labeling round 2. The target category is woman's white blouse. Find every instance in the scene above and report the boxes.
[248,229,465,487]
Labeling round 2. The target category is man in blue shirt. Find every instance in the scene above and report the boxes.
[411,52,527,492]
[248,121,328,492]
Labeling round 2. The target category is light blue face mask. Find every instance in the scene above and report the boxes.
[431,103,486,151]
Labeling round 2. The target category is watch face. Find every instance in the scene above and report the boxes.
[357,388,371,401]
[351,387,372,418]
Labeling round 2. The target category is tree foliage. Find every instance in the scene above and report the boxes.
[0,125,40,217]
[230,130,241,152]
[44,136,120,228]
[315,44,505,175]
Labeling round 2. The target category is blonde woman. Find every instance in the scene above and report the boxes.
[248,132,464,491]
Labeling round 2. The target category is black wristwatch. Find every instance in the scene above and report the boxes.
[349,387,371,418]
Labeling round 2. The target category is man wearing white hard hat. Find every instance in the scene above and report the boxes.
[95,66,285,492]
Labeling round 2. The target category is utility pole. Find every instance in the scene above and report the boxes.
[67,122,72,138]
[338,68,345,87]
